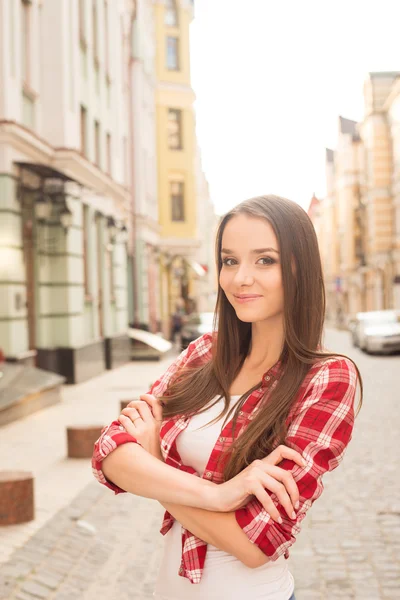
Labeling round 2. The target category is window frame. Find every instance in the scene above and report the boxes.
[106,132,112,176]
[92,0,99,67]
[166,36,179,71]
[94,119,101,167]
[80,105,88,156]
[165,0,178,27]
[83,204,92,300]
[79,0,87,48]
[21,0,31,86]
[170,180,185,222]
[167,108,183,150]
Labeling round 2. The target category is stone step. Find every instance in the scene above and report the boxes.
[0,363,65,427]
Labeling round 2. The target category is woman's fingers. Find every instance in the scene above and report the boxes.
[269,465,299,510]
[123,400,153,423]
[263,445,307,468]
[249,481,283,523]
[139,394,163,421]
[256,470,295,520]
[262,469,298,518]
[249,460,300,517]
[118,414,138,436]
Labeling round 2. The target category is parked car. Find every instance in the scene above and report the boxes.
[363,322,400,354]
[181,312,216,349]
[350,310,400,349]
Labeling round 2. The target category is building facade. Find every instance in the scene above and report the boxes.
[0,0,133,382]
[128,0,161,333]
[154,0,207,336]
[314,72,400,326]
[195,146,219,313]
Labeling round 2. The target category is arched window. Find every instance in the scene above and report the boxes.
[165,0,178,27]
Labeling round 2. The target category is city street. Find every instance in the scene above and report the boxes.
[0,328,399,600]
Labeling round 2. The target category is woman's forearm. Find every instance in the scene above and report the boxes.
[101,442,217,509]
[160,501,269,569]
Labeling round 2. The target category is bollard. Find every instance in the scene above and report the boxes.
[66,426,104,459]
[0,471,34,525]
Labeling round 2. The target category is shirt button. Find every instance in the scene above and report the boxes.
[219,436,225,442]
[265,375,271,381]
[205,471,212,478]
[239,411,244,416]
[179,567,184,574]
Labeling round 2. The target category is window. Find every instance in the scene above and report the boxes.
[171,181,185,222]
[104,0,109,75]
[94,120,100,166]
[80,105,87,156]
[106,132,112,175]
[79,0,86,46]
[21,0,31,84]
[165,0,178,27]
[83,205,90,297]
[92,0,98,65]
[166,36,179,70]
[167,109,183,150]
[123,136,129,184]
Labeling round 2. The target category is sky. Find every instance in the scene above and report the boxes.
[190,0,400,215]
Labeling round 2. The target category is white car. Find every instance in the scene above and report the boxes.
[363,322,400,354]
[350,310,400,349]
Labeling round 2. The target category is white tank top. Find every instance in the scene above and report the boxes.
[153,395,295,600]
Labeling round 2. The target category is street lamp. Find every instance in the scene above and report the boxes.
[119,224,128,243]
[34,194,52,222]
[59,203,73,231]
[107,216,118,240]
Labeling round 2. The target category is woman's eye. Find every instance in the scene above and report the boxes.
[222,258,236,266]
[258,257,275,265]
[222,257,275,266]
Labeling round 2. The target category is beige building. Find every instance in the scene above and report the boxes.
[315,72,400,326]
[0,0,134,381]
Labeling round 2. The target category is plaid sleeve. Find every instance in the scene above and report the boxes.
[91,334,212,494]
[235,357,357,560]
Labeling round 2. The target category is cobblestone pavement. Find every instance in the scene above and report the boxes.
[0,330,399,599]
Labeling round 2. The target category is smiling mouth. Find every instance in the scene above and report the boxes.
[234,295,262,303]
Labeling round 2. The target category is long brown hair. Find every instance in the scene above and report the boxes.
[160,195,363,481]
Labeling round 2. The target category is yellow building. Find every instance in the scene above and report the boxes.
[316,72,400,327]
[154,0,202,337]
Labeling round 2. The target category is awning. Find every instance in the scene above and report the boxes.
[128,328,172,353]
[186,260,207,277]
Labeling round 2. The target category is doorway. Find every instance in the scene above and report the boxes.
[21,189,37,353]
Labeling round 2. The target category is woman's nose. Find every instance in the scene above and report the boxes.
[233,265,254,285]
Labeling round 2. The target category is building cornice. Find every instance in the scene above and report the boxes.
[0,121,130,212]
[53,148,130,210]
[159,237,201,254]
[383,77,400,112]
[156,81,196,102]
[0,120,53,164]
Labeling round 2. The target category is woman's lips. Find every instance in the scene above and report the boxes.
[234,295,262,304]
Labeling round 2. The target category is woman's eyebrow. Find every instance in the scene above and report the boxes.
[221,247,280,254]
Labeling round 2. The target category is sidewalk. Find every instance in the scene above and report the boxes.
[1,332,399,599]
[0,353,178,567]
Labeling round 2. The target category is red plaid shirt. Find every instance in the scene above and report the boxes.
[92,333,357,584]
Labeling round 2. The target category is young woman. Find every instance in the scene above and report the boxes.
[92,195,363,600]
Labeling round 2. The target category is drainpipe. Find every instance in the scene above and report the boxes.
[127,3,139,327]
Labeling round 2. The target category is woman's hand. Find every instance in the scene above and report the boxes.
[118,394,164,460]
[215,445,306,523]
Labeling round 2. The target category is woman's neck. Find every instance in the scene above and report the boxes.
[246,317,284,370]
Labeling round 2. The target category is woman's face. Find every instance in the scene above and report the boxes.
[219,214,284,323]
